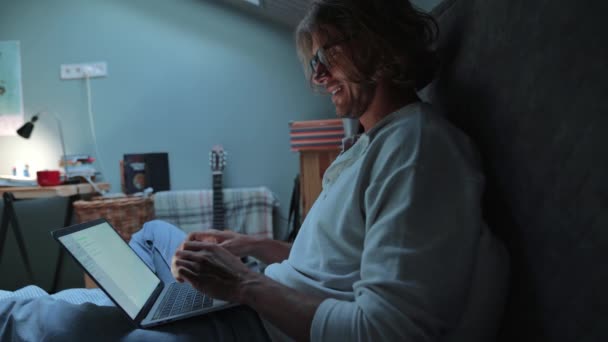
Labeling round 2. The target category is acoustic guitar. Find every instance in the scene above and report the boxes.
[209,145,227,230]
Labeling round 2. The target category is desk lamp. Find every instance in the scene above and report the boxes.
[16,112,70,183]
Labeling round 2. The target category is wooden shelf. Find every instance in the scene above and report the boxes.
[299,150,340,218]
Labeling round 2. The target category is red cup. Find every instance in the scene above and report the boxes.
[37,170,62,186]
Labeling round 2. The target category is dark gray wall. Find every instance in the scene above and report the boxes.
[431,0,608,340]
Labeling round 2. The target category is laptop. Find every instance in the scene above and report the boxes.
[52,218,239,328]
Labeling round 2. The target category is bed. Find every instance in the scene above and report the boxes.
[0,188,277,341]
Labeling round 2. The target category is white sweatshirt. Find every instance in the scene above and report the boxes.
[265,102,506,341]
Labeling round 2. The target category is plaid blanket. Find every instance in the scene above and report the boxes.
[153,187,279,238]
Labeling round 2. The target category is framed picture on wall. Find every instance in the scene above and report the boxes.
[0,41,24,136]
[122,153,170,194]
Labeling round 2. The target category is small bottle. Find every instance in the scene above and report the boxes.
[23,164,30,177]
[12,166,16,176]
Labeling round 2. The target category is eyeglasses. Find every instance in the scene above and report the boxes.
[309,39,348,76]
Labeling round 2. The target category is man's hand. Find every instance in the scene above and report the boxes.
[186,230,256,258]
[171,241,255,303]
[171,235,320,341]
[172,229,292,270]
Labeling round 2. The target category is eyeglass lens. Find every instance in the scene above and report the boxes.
[311,48,328,74]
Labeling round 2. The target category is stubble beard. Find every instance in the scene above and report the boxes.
[340,83,374,119]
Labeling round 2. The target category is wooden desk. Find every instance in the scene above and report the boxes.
[0,182,110,292]
[0,182,110,200]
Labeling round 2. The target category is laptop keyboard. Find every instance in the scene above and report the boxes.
[152,282,214,320]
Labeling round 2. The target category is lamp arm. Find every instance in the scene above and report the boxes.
[38,111,70,181]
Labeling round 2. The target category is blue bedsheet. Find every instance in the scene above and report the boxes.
[0,287,269,341]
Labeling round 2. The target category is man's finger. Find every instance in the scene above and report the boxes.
[175,249,204,261]
[175,249,217,267]
[175,258,199,273]
[177,267,198,284]
[182,241,218,251]
[188,231,220,242]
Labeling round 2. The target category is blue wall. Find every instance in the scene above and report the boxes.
[0,0,335,233]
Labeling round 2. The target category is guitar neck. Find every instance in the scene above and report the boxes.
[212,173,225,230]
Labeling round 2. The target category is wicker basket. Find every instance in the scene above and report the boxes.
[73,195,155,242]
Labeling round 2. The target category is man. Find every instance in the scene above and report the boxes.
[0,1,507,340]
[167,0,508,341]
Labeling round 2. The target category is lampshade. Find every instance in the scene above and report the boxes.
[15,113,68,182]
[16,115,39,139]
[16,122,34,138]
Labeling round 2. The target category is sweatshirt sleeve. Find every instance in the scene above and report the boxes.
[310,145,483,341]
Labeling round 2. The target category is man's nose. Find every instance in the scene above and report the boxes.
[312,63,330,84]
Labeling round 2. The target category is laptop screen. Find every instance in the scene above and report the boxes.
[58,221,161,319]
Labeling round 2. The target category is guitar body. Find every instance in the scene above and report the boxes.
[209,145,227,230]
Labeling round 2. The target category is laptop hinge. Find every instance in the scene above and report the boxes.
[135,281,164,324]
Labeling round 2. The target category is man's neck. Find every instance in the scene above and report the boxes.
[359,82,419,132]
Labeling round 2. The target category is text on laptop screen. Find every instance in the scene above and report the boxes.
[58,222,161,319]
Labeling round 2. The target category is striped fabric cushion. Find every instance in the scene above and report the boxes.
[153,187,278,238]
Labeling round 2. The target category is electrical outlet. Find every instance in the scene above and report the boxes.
[60,62,107,80]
